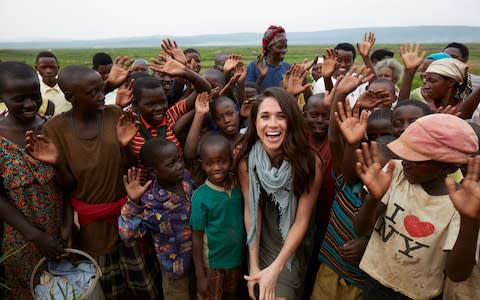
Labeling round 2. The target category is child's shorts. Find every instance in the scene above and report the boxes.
[310,263,363,300]
[197,266,242,300]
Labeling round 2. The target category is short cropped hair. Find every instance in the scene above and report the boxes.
[335,43,356,61]
[444,42,469,61]
[92,52,113,68]
[0,61,38,91]
[35,51,58,64]
[132,76,164,105]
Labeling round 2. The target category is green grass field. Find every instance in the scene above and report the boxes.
[2,44,480,90]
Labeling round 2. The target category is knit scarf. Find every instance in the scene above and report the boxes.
[247,141,297,260]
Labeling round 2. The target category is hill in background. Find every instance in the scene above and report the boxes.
[1,26,479,49]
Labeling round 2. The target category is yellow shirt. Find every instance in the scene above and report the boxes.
[39,78,71,115]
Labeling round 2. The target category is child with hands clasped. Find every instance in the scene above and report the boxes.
[190,134,244,300]
[354,113,479,300]
[119,138,196,300]
[0,61,71,299]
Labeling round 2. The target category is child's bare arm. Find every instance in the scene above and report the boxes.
[192,230,210,297]
[184,92,210,160]
[321,48,337,92]
[356,32,376,83]
[458,87,480,119]
[444,156,480,281]
[334,101,368,185]
[353,142,394,236]
[398,44,426,101]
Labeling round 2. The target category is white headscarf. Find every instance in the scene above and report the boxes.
[426,58,467,83]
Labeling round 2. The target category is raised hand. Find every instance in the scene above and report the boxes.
[400,43,426,71]
[235,61,247,84]
[299,56,319,71]
[356,89,393,110]
[334,66,373,95]
[321,48,338,78]
[115,79,135,108]
[357,32,376,58]
[445,156,480,222]
[161,39,187,65]
[123,167,152,202]
[223,54,242,74]
[150,52,187,77]
[334,101,368,144]
[256,55,268,78]
[25,131,59,165]
[195,91,210,114]
[107,56,133,88]
[355,141,395,200]
[283,64,311,96]
[116,109,139,146]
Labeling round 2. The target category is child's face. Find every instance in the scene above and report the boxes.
[36,57,59,85]
[185,53,201,73]
[334,50,354,76]
[311,63,322,81]
[214,100,240,138]
[94,64,112,81]
[367,119,393,141]
[137,87,168,126]
[392,105,424,138]
[71,71,105,113]
[1,76,41,122]
[304,99,329,139]
[153,143,185,185]
[401,159,445,184]
[201,144,232,186]
[422,73,452,101]
[154,72,174,94]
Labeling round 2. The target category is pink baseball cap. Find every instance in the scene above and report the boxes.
[387,114,479,164]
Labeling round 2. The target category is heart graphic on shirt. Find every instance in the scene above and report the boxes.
[403,215,435,238]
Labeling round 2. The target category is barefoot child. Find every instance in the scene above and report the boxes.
[191,134,244,299]
[355,113,479,299]
[0,62,70,299]
[42,64,158,299]
[119,138,196,300]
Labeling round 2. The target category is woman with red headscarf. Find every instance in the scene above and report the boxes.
[246,25,291,92]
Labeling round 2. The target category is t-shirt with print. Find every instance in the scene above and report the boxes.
[359,160,460,300]
[190,180,244,269]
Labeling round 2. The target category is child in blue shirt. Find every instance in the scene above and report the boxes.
[119,138,196,300]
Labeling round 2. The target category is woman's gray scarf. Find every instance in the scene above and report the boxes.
[247,141,297,267]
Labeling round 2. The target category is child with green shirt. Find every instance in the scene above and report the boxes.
[190,134,244,299]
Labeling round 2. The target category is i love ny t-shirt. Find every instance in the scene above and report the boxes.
[359,160,460,300]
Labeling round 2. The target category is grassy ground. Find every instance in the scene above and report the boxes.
[1,44,479,89]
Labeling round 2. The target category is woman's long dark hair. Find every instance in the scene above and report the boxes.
[235,87,316,198]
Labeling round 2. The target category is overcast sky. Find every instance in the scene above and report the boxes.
[1,0,479,42]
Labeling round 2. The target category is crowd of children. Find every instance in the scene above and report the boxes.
[1,26,480,300]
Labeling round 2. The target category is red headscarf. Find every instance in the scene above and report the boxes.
[262,25,286,54]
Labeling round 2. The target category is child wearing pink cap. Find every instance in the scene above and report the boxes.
[354,113,480,300]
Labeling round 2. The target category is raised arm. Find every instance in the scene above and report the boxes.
[458,86,480,119]
[184,92,211,160]
[353,142,394,236]
[398,44,426,101]
[321,48,338,92]
[334,101,368,185]
[356,32,376,83]
[445,156,480,281]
